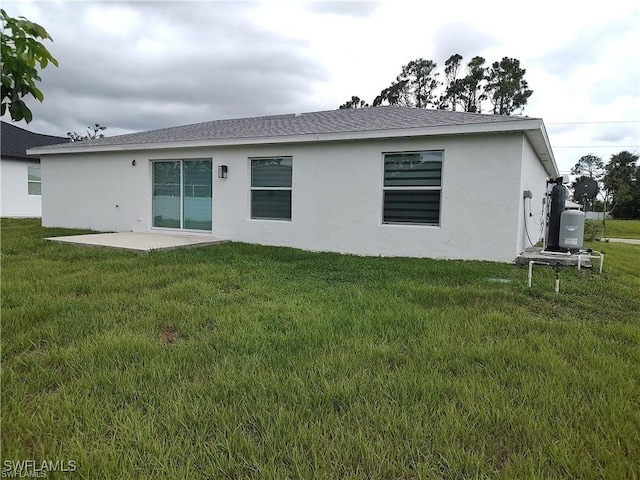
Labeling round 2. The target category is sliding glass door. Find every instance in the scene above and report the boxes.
[183,160,212,230]
[153,159,212,231]
[153,161,181,228]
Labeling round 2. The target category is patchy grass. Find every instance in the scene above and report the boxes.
[2,218,639,479]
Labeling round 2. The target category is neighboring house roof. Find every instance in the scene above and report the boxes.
[27,106,558,175]
[1,121,69,161]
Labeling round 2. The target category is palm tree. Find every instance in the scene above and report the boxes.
[603,151,639,218]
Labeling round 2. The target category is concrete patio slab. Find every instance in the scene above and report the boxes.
[46,232,227,252]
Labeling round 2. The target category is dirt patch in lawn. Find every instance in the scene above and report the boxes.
[159,325,181,345]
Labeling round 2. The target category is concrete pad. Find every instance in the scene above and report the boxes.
[515,247,593,267]
[46,232,226,252]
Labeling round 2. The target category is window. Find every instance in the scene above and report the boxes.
[250,157,292,220]
[383,151,443,225]
[28,165,41,195]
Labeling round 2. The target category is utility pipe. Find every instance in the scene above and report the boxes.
[528,260,552,288]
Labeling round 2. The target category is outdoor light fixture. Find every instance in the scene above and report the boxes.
[218,165,228,178]
[131,159,136,166]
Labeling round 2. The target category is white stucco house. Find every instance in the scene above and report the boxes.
[29,107,558,262]
[1,121,69,217]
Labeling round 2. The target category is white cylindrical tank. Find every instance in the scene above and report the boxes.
[559,210,585,250]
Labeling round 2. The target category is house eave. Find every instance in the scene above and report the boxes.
[523,123,559,177]
[27,119,556,173]
[1,154,40,162]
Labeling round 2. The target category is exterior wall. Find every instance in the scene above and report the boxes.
[1,158,42,217]
[517,138,550,253]
[42,151,151,232]
[43,133,529,261]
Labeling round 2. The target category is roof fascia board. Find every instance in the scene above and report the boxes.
[523,124,559,177]
[1,155,39,162]
[28,119,545,156]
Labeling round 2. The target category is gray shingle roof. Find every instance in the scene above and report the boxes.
[1,121,69,159]
[32,106,539,151]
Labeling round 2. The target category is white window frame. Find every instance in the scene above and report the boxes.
[27,165,42,196]
[382,150,443,226]
[249,156,293,221]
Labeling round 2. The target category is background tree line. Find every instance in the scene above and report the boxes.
[339,54,532,116]
[571,151,640,219]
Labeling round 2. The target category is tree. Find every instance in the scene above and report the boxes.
[484,57,532,115]
[571,153,605,179]
[67,124,107,142]
[338,54,532,116]
[406,59,440,108]
[1,9,58,123]
[603,151,640,218]
[373,58,440,108]
[570,154,605,211]
[373,80,409,107]
[373,79,411,107]
[438,54,463,111]
[339,96,369,109]
[457,56,487,113]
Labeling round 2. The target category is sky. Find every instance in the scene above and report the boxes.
[3,0,639,175]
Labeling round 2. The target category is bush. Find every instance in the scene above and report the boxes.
[584,219,603,241]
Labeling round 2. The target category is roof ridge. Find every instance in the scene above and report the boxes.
[140,105,533,131]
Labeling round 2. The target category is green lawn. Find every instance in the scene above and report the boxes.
[604,219,640,239]
[2,218,639,479]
